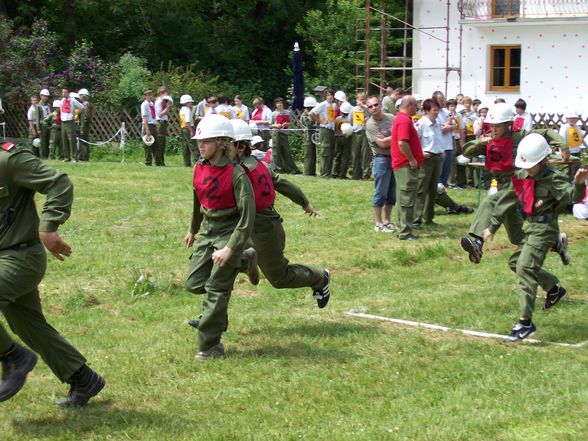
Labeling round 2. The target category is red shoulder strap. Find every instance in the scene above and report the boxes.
[1,142,15,152]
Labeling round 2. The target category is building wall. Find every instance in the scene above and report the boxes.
[412,0,588,114]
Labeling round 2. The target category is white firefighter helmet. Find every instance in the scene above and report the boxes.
[32,138,41,148]
[303,96,318,108]
[251,135,264,147]
[334,90,347,102]
[340,123,353,137]
[456,154,471,165]
[69,92,80,99]
[142,135,155,146]
[515,133,551,169]
[486,103,514,124]
[52,99,62,108]
[40,89,50,97]
[565,110,579,119]
[456,104,466,114]
[192,114,234,140]
[180,94,193,105]
[339,101,353,114]
[230,118,253,141]
[162,95,173,104]
[78,88,90,97]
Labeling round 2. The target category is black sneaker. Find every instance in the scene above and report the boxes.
[446,207,459,215]
[504,321,536,342]
[543,286,567,310]
[460,236,483,264]
[58,364,105,408]
[242,247,260,285]
[313,269,331,309]
[552,233,570,265]
[458,205,474,214]
[399,234,418,241]
[0,344,38,402]
[188,319,200,329]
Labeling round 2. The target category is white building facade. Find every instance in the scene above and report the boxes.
[412,0,588,114]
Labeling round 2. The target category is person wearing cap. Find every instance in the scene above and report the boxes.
[558,110,585,180]
[300,96,319,176]
[77,89,93,161]
[154,86,172,167]
[35,89,52,159]
[390,95,424,240]
[309,89,336,178]
[0,140,105,406]
[27,95,39,156]
[481,134,587,341]
[59,88,85,162]
[226,119,331,309]
[184,114,255,361]
[43,100,62,160]
[331,100,353,178]
[413,98,444,227]
[270,97,300,174]
[179,94,197,167]
[512,98,533,133]
[140,89,158,166]
[250,135,266,162]
[232,95,249,122]
[350,92,371,180]
[460,102,570,264]
[365,96,396,233]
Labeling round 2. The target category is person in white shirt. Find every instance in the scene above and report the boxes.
[573,180,588,220]
[512,98,533,133]
[432,91,455,187]
[154,86,171,166]
[195,94,212,124]
[559,110,585,179]
[414,98,444,225]
[60,88,85,162]
[309,89,336,178]
[179,94,197,167]
[350,92,371,180]
[27,95,39,155]
[233,95,249,121]
[140,89,158,166]
[215,95,236,119]
[250,97,272,145]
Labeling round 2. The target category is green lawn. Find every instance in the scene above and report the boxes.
[2,151,587,440]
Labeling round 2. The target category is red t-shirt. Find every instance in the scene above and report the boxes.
[390,111,424,170]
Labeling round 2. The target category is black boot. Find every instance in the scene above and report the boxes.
[58,364,105,408]
[0,344,38,402]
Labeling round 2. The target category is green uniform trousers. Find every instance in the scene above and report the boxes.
[78,132,90,162]
[272,132,300,174]
[156,122,167,166]
[144,124,158,166]
[51,126,61,160]
[0,244,86,382]
[469,189,524,245]
[39,126,51,159]
[249,220,323,291]
[332,135,351,178]
[350,131,369,179]
[507,223,559,318]
[414,154,443,224]
[303,138,317,176]
[394,166,420,239]
[318,127,335,178]
[181,127,198,167]
[435,191,459,211]
[61,120,77,161]
[185,241,241,352]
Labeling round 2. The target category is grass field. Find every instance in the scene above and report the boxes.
[2,150,587,440]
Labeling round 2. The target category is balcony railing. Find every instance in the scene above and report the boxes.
[459,0,588,20]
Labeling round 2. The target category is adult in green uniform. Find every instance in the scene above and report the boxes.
[35,89,52,159]
[60,88,85,162]
[228,119,331,307]
[0,141,104,406]
[184,115,256,361]
[459,103,570,264]
[482,134,587,341]
[43,100,62,160]
[78,88,94,162]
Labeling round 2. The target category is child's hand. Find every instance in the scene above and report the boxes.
[483,228,494,242]
[303,204,318,217]
[212,246,233,266]
[184,232,195,248]
[574,167,588,184]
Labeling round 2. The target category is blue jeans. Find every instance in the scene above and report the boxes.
[439,149,453,186]
[371,156,396,207]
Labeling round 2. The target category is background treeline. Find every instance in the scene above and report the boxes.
[0,0,407,109]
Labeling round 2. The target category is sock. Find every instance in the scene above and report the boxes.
[548,285,559,295]
[519,318,531,326]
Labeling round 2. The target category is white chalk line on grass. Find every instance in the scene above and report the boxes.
[345,311,588,348]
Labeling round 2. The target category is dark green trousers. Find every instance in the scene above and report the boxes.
[249,220,323,291]
[318,127,335,178]
[0,244,86,382]
[414,155,443,224]
[394,166,420,239]
[350,131,368,179]
[181,127,198,167]
[185,240,242,352]
[40,126,51,159]
[61,120,76,161]
[156,122,167,166]
[332,135,351,178]
[469,189,524,245]
[303,138,317,176]
[51,126,62,160]
[272,132,300,174]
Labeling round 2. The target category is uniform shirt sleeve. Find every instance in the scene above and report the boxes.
[9,150,73,232]
[225,167,255,251]
[271,168,309,208]
[190,190,203,235]
[463,138,486,158]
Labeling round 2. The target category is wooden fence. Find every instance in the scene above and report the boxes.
[1,103,586,141]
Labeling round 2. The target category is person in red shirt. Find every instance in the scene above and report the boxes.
[390,96,424,240]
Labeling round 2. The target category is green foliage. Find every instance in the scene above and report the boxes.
[150,62,219,106]
[98,53,151,109]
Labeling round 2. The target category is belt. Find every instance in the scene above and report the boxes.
[526,213,557,223]
[0,238,40,252]
[374,154,391,158]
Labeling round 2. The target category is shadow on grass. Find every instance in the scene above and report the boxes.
[12,400,189,438]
